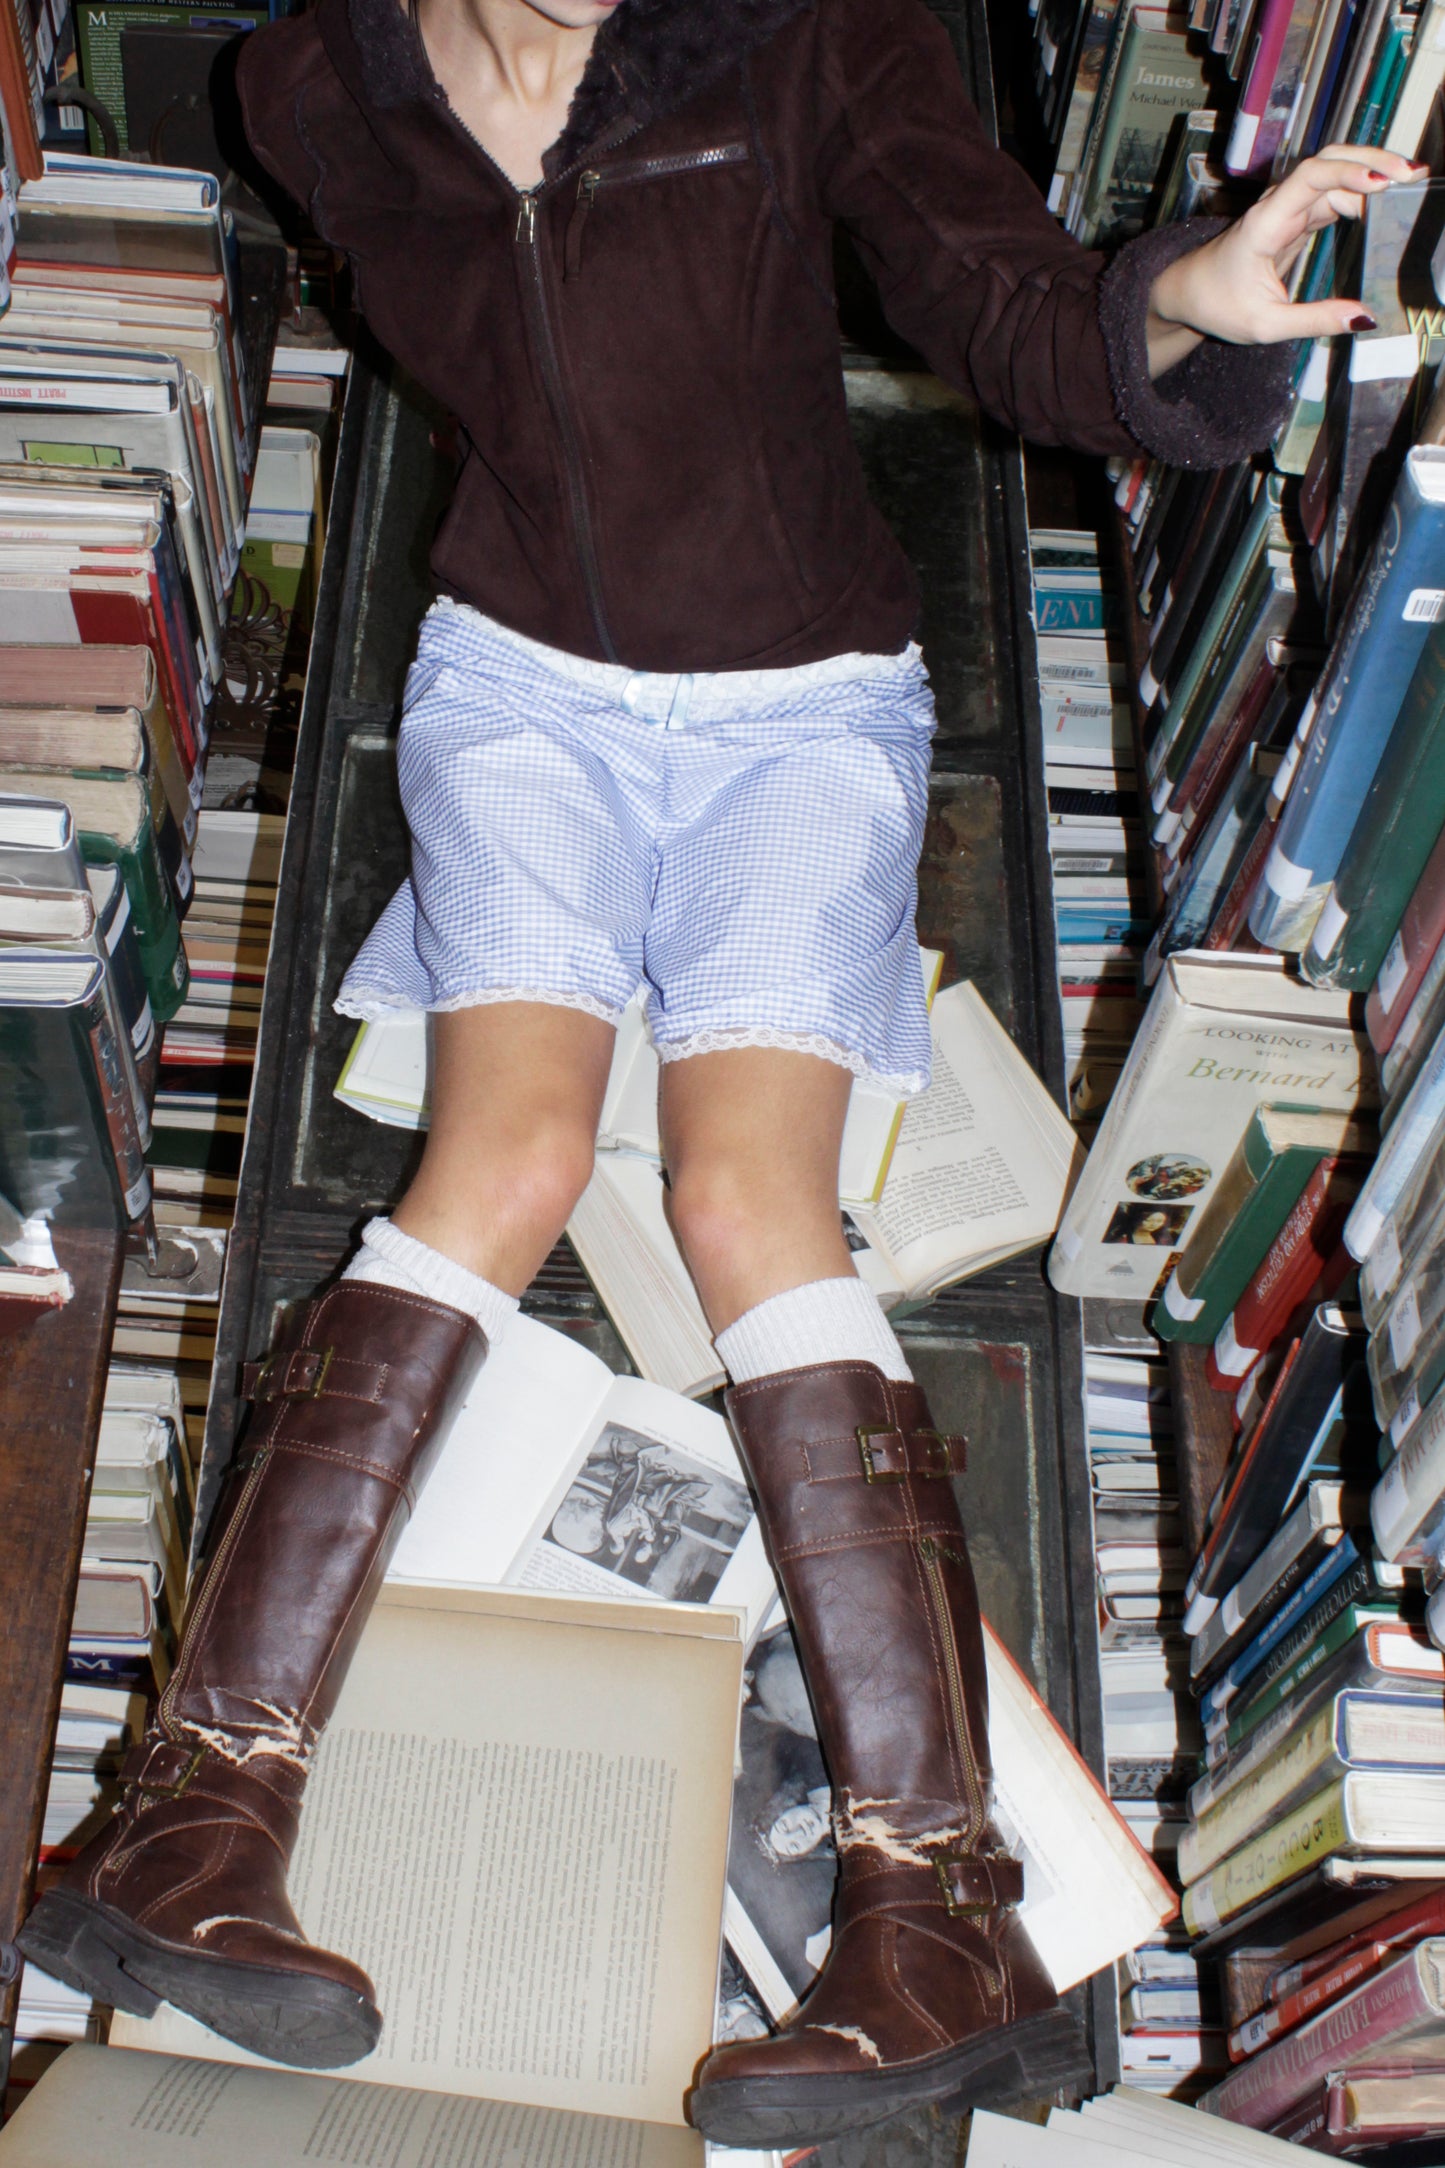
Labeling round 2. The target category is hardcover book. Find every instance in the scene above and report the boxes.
[1048,952,1372,1302]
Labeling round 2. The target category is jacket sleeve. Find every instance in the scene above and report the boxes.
[813,0,1295,468]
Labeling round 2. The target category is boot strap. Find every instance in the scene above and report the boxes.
[241,1345,390,1405]
[801,1425,968,1485]
[842,1849,1024,1919]
[121,1738,209,1799]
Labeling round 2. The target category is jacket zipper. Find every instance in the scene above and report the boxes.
[515,186,617,661]
[918,1535,987,1838]
[565,142,750,279]
[421,83,644,664]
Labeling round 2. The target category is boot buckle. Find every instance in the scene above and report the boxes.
[128,1745,208,1801]
[248,1345,336,1402]
[855,1426,908,1481]
[935,1850,1023,1915]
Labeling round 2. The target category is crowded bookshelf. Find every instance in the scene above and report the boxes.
[2,0,1445,2154]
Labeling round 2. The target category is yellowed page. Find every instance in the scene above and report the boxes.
[0,2044,701,2166]
[113,1587,742,2125]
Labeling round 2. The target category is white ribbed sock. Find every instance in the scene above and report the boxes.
[342,1217,518,1348]
[716,1276,913,1384]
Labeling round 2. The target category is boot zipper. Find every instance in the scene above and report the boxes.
[565,143,750,280]
[918,1535,987,1838]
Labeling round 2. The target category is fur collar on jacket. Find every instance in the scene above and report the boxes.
[345,0,810,170]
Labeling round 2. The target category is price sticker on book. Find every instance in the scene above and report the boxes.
[1365,1218,1403,1312]
[1378,932,1410,1017]
[1390,1383,1422,1450]
[1389,1279,1423,1370]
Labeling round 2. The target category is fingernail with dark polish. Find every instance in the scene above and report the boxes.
[1351,312,1377,330]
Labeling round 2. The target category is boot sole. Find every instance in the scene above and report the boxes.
[688,2004,1091,2146]
[18,1890,382,2070]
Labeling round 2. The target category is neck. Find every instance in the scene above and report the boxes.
[428,0,600,101]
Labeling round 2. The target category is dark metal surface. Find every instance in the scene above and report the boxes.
[199,0,1107,2140]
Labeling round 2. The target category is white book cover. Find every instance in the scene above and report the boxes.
[1048,952,1375,1300]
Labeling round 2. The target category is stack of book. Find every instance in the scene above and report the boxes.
[1031,524,1149,1132]
[1083,1344,1225,2093]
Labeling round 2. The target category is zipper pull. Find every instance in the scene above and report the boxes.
[516,191,538,244]
[565,170,600,281]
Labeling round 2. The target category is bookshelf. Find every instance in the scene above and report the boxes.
[0,229,285,2105]
[0,1226,124,2086]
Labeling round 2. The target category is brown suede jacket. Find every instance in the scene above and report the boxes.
[237,0,1295,671]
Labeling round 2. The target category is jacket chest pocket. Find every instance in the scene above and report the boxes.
[563,142,751,280]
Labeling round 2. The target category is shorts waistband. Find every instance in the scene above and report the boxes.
[425,598,923,724]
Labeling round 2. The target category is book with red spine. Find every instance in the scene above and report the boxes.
[1367,821,1445,1058]
[1207,1155,1365,1388]
[1201,1938,1445,2128]
[1233,1889,1445,2062]
[1164,653,1280,849]
[0,567,201,768]
[1201,812,1274,951]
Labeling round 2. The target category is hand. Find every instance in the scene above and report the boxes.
[1144,144,1427,378]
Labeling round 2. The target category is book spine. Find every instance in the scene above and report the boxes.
[1346,1017,1445,1259]
[79,971,151,1224]
[1200,1537,1369,1728]
[1372,1378,1445,1561]
[1179,1698,1338,1884]
[1200,1946,1443,2128]
[1182,1779,1349,1933]
[1230,1937,1397,2059]
[1207,1158,1354,1385]
[1227,0,1302,170]
[1161,1148,1322,1345]
[1252,451,1445,954]
[1302,620,1445,991]
[1366,821,1445,1056]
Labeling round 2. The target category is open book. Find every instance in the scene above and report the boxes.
[334,951,944,1210]
[111,1582,743,2128]
[0,2045,706,2166]
[386,1313,775,1641]
[847,981,1083,1304]
[725,1605,1177,2024]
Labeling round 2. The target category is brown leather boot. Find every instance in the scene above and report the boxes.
[19,1280,486,2070]
[689,1361,1088,2145]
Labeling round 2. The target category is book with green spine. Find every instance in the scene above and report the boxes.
[1303,621,1445,991]
[0,769,187,1023]
[1155,1103,1372,1342]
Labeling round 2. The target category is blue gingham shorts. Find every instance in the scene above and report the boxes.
[336,600,938,1093]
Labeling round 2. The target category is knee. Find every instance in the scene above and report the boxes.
[497,1121,596,1243]
[666,1156,763,1276]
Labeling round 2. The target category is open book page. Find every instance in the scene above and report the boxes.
[0,2045,702,2167]
[850,983,1082,1297]
[112,1586,743,2125]
[511,1372,777,1643]
[722,1616,1172,2024]
[388,1317,615,1587]
[390,1318,775,1641]
[567,1157,725,1398]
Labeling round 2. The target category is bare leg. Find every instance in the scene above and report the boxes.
[391,1000,616,1293]
[660,1047,855,1333]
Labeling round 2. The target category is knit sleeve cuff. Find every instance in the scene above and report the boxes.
[1098,217,1298,469]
